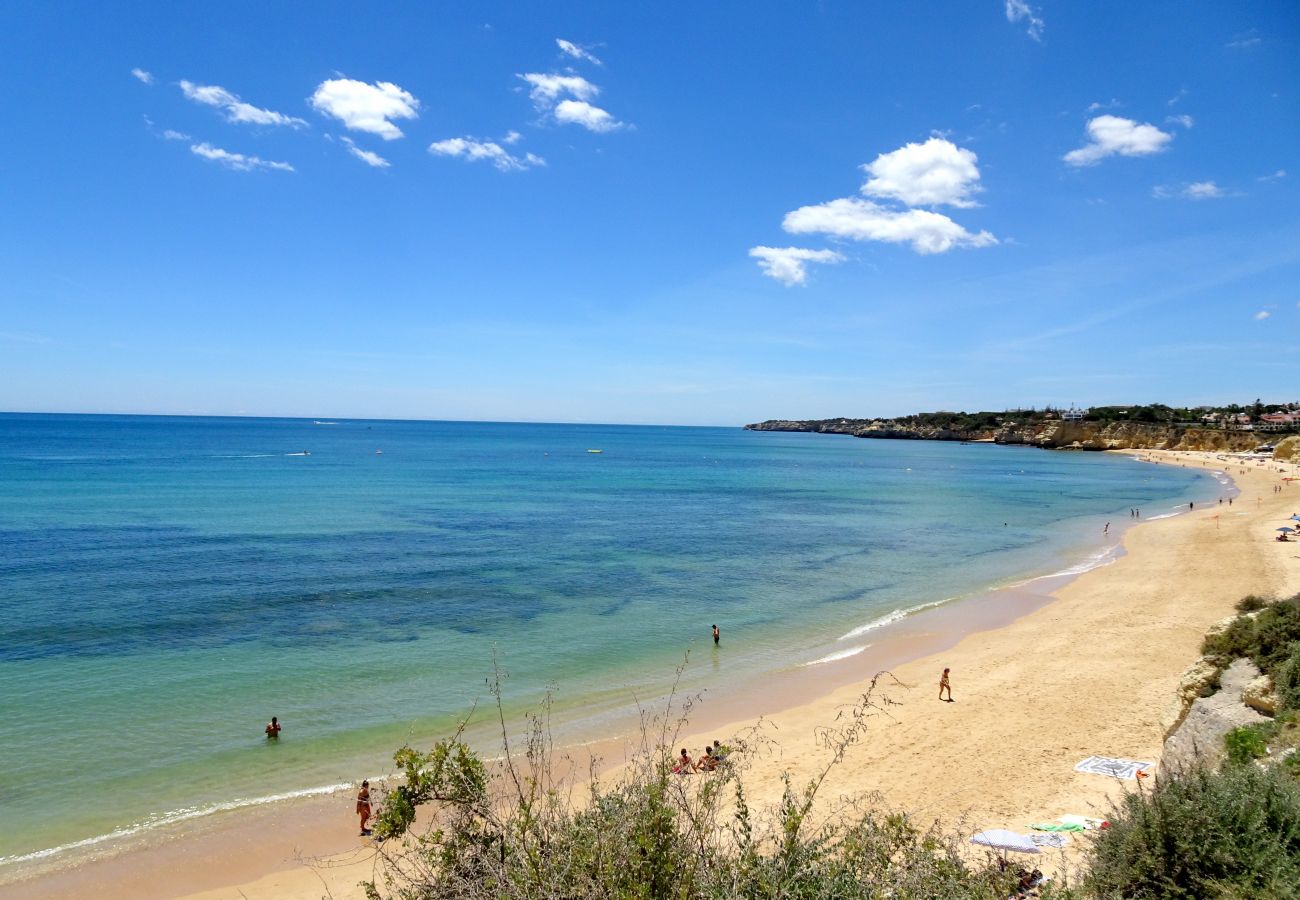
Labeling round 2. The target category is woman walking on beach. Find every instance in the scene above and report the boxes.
[356,780,372,836]
[939,667,953,702]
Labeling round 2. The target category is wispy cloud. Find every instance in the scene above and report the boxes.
[341,136,390,168]
[1254,310,1271,320]
[190,142,294,172]
[161,129,190,141]
[1087,98,1121,112]
[180,80,307,128]
[556,38,602,65]
[0,330,51,344]
[1258,169,1287,182]
[749,246,845,286]
[309,79,419,140]
[553,99,624,132]
[131,68,154,85]
[1004,0,1045,41]
[1064,115,1173,166]
[1153,181,1226,200]
[1165,114,1194,128]
[1226,29,1262,49]
[428,137,544,172]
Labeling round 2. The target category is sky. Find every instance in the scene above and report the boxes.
[0,2,1297,426]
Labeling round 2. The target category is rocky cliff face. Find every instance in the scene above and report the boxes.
[745,418,1266,453]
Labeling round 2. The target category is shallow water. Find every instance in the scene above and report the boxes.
[0,414,1214,863]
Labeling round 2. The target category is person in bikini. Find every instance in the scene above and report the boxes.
[673,748,695,774]
[265,716,281,739]
[939,668,953,702]
[357,780,372,835]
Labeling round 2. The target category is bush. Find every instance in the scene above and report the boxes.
[1086,764,1300,899]
[1225,725,1269,766]
[1275,644,1300,712]
[1236,594,1271,613]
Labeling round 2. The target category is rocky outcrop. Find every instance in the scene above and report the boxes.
[1161,659,1271,772]
[1275,435,1300,461]
[1162,656,1221,741]
[745,419,1266,453]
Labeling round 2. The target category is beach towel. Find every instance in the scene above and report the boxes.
[1029,833,1070,848]
[1028,823,1085,832]
[1059,814,1107,829]
[1073,756,1153,779]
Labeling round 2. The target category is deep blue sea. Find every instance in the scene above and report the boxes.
[0,414,1215,865]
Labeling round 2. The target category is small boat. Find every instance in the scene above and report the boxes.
[587,449,603,454]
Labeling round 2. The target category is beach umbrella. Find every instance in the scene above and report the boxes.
[1278,527,1296,533]
[970,829,1041,854]
[1290,515,1300,521]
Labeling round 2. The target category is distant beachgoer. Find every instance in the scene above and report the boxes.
[1190,501,1194,510]
[265,716,281,739]
[357,780,372,835]
[712,624,720,646]
[712,739,729,760]
[939,667,953,702]
[673,748,695,775]
[1104,522,1109,534]
[697,747,718,771]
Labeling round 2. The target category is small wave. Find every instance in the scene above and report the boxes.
[802,644,870,666]
[214,454,278,459]
[313,421,338,425]
[1008,545,1120,588]
[1145,511,1181,521]
[0,778,378,868]
[838,599,949,641]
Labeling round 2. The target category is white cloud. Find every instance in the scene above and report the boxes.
[749,246,845,286]
[1087,98,1121,112]
[341,136,390,168]
[1063,115,1173,166]
[556,38,602,65]
[309,79,419,140]
[553,99,623,132]
[782,198,997,255]
[518,73,599,106]
[502,130,522,145]
[1153,181,1225,200]
[161,129,190,141]
[1254,310,1271,320]
[1166,114,1194,129]
[190,142,294,172]
[1258,169,1286,182]
[180,80,307,128]
[131,68,154,85]
[428,137,544,172]
[860,137,983,208]
[1005,0,1044,40]
[1227,30,1262,49]
[1167,87,1188,106]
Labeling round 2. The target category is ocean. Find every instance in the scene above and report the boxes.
[0,413,1216,867]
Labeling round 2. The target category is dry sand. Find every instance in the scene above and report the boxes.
[9,449,1300,900]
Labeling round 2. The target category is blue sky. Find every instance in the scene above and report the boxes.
[1,2,1296,425]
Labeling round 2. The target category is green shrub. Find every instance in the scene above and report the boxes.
[1086,764,1300,899]
[1236,594,1271,613]
[1276,643,1300,713]
[1225,725,1269,766]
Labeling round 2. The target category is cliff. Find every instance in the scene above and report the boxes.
[744,418,1266,453]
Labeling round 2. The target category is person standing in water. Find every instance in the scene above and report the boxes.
[712,624,720,646]
[265,716,281,739]
[357,780,372,835]
[939,668,953,702]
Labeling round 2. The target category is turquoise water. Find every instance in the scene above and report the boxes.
[0,414,1215,864]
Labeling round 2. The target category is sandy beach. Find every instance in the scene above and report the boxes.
[10,449,1300,900]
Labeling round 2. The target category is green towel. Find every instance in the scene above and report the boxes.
[1029,823,1085,832]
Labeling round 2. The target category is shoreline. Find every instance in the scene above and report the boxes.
[9,449,1299,899]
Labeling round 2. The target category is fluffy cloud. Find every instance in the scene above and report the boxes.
[180,80,307,128]
[428,137,544,172]
[1005,0,1044,40]
[1064,115,1173,166]
[161,129,190,141]
[1254,310,1271,320]
[341,136,389,168]
[783,198,996,254]
[309,79,419,140]
[131,68,154,85]
[190,142,294,172]
[749,246,844,286]
[861,137,983,208]
[553,99,623,132]
[1152,181,1224,200]
[557,39,602,65]
[519,72,599,105]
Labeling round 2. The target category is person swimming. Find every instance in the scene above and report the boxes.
[265,716,281,739]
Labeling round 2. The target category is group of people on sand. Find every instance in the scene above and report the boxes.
[672,740,731,774]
